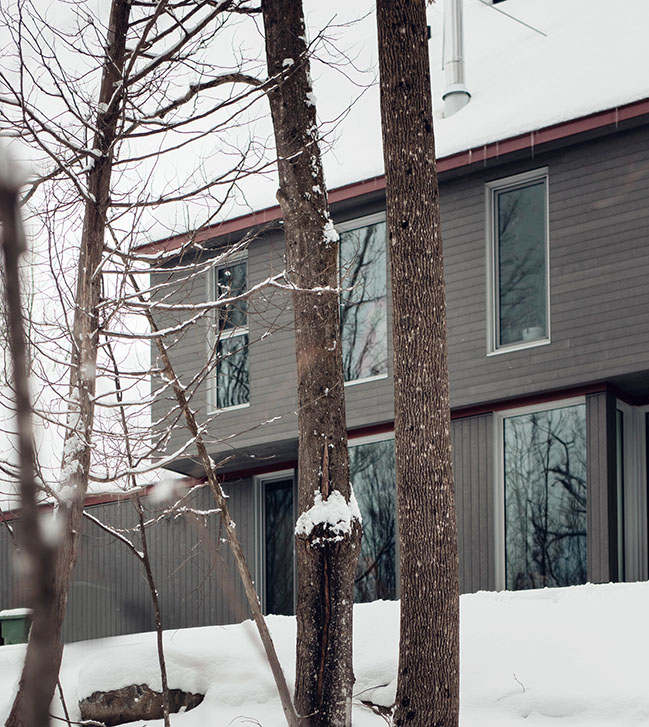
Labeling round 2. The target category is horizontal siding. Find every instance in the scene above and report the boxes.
[445,124,649,408]
[153,205,395,464]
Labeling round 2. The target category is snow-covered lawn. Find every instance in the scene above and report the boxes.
[0,581,647,726]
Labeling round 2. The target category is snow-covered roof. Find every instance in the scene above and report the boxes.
[148,0,649,249]
[311,0,649,194]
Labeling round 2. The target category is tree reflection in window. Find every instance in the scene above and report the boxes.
[340,221,388,381]
[264,478,294,615]
[496,179,547,346]
[213,260,249,408]
[504,403,587,590]
[349,438,396,602]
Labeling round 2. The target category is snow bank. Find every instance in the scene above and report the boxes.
[1,582,648,726]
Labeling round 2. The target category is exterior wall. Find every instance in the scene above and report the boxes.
[0,481,256,644]
[586,391,619,584]
[1,125,645,641]
[444,124,649,408]
[153,123,649,471]
[452,414,496,593]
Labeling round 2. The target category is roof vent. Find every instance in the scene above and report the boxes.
[442,0,471,117]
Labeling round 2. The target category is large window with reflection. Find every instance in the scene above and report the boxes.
[349,437,396,602]
[487,170,549,352]
[339,219,388,382]
[503,402,587,590]
[209,256,249,410]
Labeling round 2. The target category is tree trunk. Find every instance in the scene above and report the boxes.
[6,2,132,724]
[375,1,460,726]
[262,3,361,725]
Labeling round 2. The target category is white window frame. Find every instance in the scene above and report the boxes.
[486,168,551,355]
[493,396,585,590]
[337,212,389,387]
[254,469,296,615]
[207,251,250,413]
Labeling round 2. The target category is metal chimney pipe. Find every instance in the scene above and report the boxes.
[442,0,471,117]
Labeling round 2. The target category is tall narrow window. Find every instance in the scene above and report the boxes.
[503,402,587,590]
[349,437,396,602]
[487,171,549,351]
[211,257,249,409]
[339,219,388,382]
[262,477,295,615]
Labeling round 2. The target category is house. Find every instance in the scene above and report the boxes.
[2,0,649,642]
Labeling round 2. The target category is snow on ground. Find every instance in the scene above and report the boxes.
[0,581,647,726]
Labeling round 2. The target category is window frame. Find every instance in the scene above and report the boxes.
[206,250,250,413]
[337,211,390,386]
[486,168,551,355]
[493,396,586,590]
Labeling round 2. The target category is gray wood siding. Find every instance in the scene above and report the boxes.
[452,414,495,593]
[586,392,619,584]
[443,125,649,408]
[153,211,395,467]
[58,479,256,643]
[154,124,649,469]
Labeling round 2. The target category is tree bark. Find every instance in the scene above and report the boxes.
[262,2,361,725]
[6,2,132,724]
[375,2,460,726]
[0,169,60,727]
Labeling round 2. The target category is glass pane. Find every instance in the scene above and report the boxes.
[497,181,547,346]
[350,438,396,602]
[216,334,249,408]
[504,403,587,589]
[217,261,247,330]
[340,221,388,381]
[264,479,294,616]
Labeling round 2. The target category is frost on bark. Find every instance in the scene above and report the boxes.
[376,1,460,726]
[262,1,361,724]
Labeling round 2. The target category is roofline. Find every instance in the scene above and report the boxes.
[141,97,649,255]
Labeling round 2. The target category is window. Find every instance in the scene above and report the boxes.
[255,437,397,613]
[487,170,549,352]
[209,255,249,410]
[256,473,295,615]
[349,435,396,602]
[339,217,388,382]
[499,401,587,590]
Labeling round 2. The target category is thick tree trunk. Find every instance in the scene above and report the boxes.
[262,3,361,725]
[375,2,460,726]
[6,2,132,724]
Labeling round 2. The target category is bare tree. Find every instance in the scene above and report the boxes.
[376,1,460,725]
[0,1,285,722]
[262,1,361,725]
[0,150,59,727]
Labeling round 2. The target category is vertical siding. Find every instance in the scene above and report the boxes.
[60,478,256,642]
[452,414,495,593]
[0,520,29,620]
[586,392,618,584]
